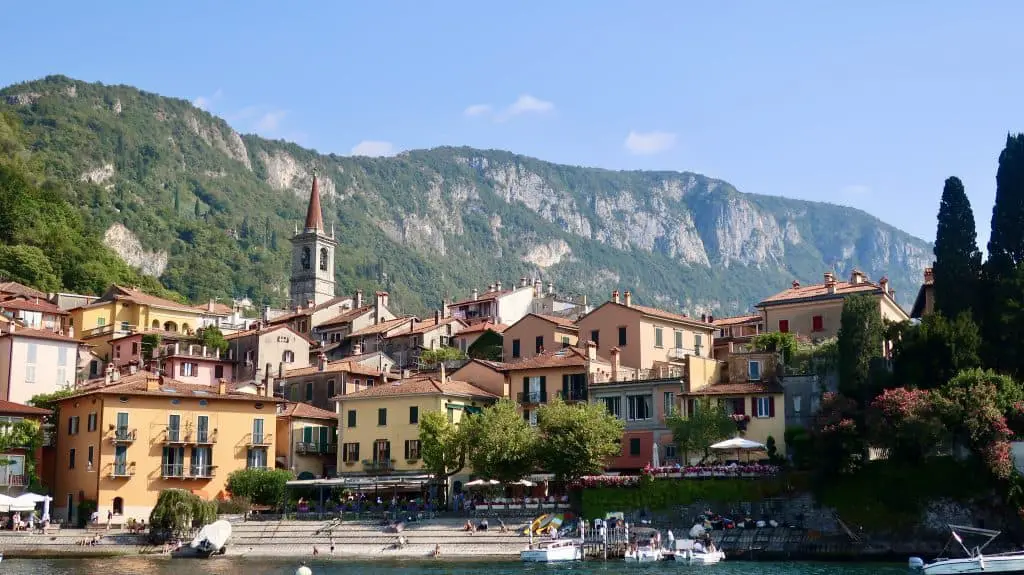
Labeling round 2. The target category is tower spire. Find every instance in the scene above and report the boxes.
[303,169,324,232]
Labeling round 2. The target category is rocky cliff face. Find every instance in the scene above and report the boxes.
[0,75,932,314]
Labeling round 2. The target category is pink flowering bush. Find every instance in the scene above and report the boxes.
[866,387,946,463]
[810,392,865,475]
[939,370,1017,480]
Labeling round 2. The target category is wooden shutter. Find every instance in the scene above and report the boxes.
[768,396,776,417]
[562,374,570,399]
[404,440,410,460]
[539,376,547,402]
[750,397,757,416]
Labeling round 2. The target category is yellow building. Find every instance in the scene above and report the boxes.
[335,377,497,480]
[275,401,338,478]
[69,285,206,360]
[756,270,908,340]
[680,351,786,461]
[53,371,278,525]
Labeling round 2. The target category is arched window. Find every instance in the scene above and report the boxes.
[283,350,295,363]
[112,497,124,515]
[319,247,329,271]
[301,247,311,270]
[163,321,178,332]
[151,320,160,329]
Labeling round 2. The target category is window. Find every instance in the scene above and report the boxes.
[283,350,295,363]
[289,386,300,401]
[196,415,210,443]
[120,321,129,332]
[626,395,652,421]
[528,409,538,426]
[747,360,762,381]
[214,365,224,379]
[664,443,677,461]
[97,317,106,327]
[113,445,128,476]
[793,396,802,414]
[535,335,544,354]
[590,329,599,346]
[663,392,676,417]
[319,247,329,271]
[694,334,703,356]
[347,410,357,428]
[404,439,421,460]
[181,362,198,377]
[373,439,391,463]
[378,408,387,426]
[755,396,774,418]
[131,342,139,356]
[629,438,641,456]
[305,382,313,402]
[561,335,570,347]
[114,345,121,360]
[723,398,745,415]
[67,416,79,436]
[674,330,683,350]
[191,446,213,476]
[812,315,824,332]
[601,397,621,418]
[327,380,336,398]
[654,327,663,348]
[810,395,821,413]
[618,326,627,346]
[87,413,97,432]
[301,246,311,270]
[25,365,35,383]
[778,319,789,333]
[685,398,698,417]
[57,346,68,366]
[167,414,181,441]
[511,339,521,358]
[342,442,360,462]
[246,447,267,469]
[409,406,419,424]
[87,445,94,468]
[252,418,264,444]
[69,448,76,469]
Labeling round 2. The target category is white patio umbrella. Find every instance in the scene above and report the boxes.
[0,493,16,512]
[651,443,661,468]
[710,437,766,462]
[13,493,51,516]
[464,479,500,487]
[509,479,535,487]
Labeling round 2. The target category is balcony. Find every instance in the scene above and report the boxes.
[516,391,547,405]
[189,465,216,479]
[162,427,187,444]
[246,433,273,447]
[295,442,337,455]
[161,463,186,478]
[362,459,395,474]
[109,462,135,478]
[668,347,695,361]
[557,388,589,402]
[0,474,26,487]
[194,429,217,444]
[110,427,137,443]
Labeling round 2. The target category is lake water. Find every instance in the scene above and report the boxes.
[3,557,912,574]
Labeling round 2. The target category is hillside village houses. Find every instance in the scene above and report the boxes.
[0,168,930,523]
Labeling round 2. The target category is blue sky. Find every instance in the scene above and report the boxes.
[4,1,1024,246]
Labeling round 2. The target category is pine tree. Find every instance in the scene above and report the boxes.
[173,188,180,213]
[837,294,885,406]
[240,216,250,239]
[932,176,982,318]
[194,198,201,217]
[981,134,1024,377]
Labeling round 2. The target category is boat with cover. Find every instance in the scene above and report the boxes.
[672,539,726,564]
[520,538,583,562]
[174,519,232,558]
[624,544,663,562]
[910,524,1024,574]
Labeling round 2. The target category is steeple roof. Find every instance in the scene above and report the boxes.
[304,174,324,232]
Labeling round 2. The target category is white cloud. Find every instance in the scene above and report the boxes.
[193,89,223,111]
[463,104,492,117]
[506,94,554,116]
[624,130,677,155]
[255,110,288,133]
[350,140,396,157]
[841,185,871,196]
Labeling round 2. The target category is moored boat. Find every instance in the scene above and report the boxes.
[910,524,1024,574]
[624,544,663,562]
[520,538,583,562]
[672,539,725,564]
[173,519,232,558]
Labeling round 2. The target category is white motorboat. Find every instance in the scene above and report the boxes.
[673,539,726,564]
[175,519,232,558]
[520,539,583,562]
[910,524,1024,574]
[624,544,663,562]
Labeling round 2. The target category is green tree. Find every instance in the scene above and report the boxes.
[866,387,946,463]
[225,468,293,506]
[418,410,468,495]
[418,346,467,366]
[535,398,624,482]
[0,245,61,292]
[0,419,43,489]
[933,176,982,319]
[810,392,865,477]
[464,399,537,483]
[149,489,217,539]
[666,397,736,463]
[173,187,180,213]
[837,295,885,405]
[890,313,981,390]
[194,198,201,217]
[981,134,1024,377]
[28,388,75,427]
[937,369,1018,479]
[751,332,797,364]
[198,325,229,355]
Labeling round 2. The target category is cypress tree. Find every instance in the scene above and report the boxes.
[932,176,982,318]
[980,134,1024,377]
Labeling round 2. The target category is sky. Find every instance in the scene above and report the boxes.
[4,1,1024,247]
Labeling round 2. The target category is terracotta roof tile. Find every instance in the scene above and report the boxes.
[348,316,414,338]
[194,302,234,316]
[450,289,515,307]
[0,326,81,344]
[0,296,67,315]
[68,371,282,402]
[318,304,375,328]
[387,317,464,337]
[582,300,715,330]
[457,322,508,335]
[758,280,881,306]
[0,400,51,416]
[338,377,497,401]
[0,281,47,300]
[685,381,784,396]
[107,285,199,313]
[712,314,762,327]
[223,324,316,345]
[494,347,594,371]
[530,314,579,329]
[278,401,336,421]
[283,360,392,379]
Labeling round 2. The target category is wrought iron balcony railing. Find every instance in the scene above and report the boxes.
[516,391,547,404]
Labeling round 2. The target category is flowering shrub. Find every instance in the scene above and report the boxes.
[810,392,865,476]
[939,371,1017,480]
[866,387,946,463]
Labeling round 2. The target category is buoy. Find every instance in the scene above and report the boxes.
[296,563,313,575]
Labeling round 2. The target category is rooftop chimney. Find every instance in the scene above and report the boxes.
[623,291,632,307]
[708,314,714,323]
[434,309,442,324]
[471,288,479,300]
[792,280,800,289]
[146,374,159,392]
[520,277,529,288]
[495,281,502,291]
[924,267,934,284]
[375,291,389,324]
[850,269,865,285]
[442,299,451,318]
[105,363,114,385]
[217,378,228,395]
[67,326,74,338]
[610,346,621,382]
[353,340,363,355]
[355,290,364,308]
[262,306,271,322]
[586,340,597,362]
[824,271,837,295]
[612,290,620,304]
[307,298,315,310]
[533,278,543,295]
[440,361,447,385]
[318,352,327,372]
[208,299,216,312]
[879,276,890,295]
[547,282,554,295]
[701,313,707,323]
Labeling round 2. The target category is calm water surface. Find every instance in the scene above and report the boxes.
[3,557,911,574]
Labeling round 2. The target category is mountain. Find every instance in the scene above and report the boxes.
[0,75,932,316]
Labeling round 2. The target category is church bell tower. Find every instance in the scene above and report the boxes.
[289,171,337,309]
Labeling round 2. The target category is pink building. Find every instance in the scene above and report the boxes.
[108,330,191,370]
[159,342,234,385]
